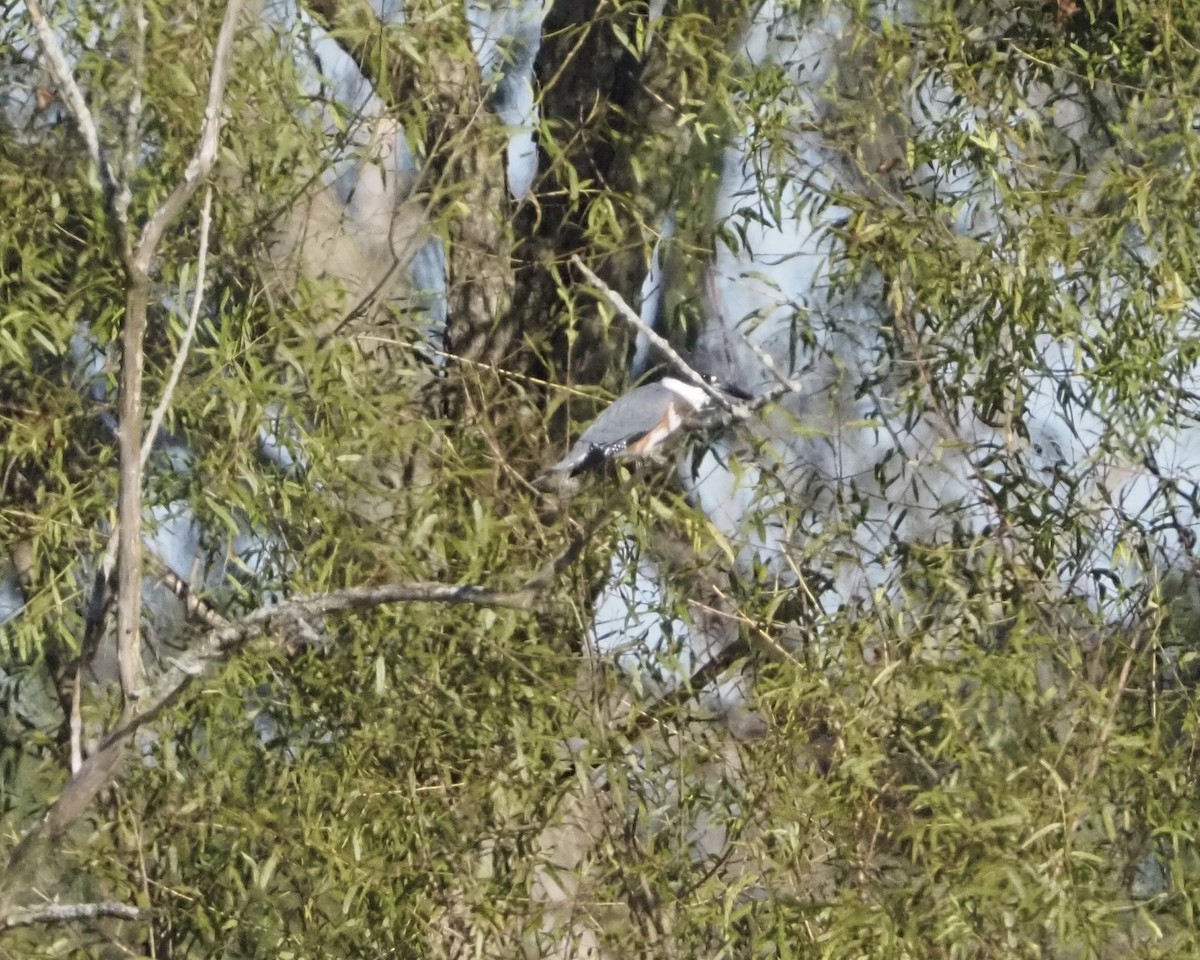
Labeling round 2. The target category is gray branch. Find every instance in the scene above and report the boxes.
[570,254,795,417]
[24,0,116,196]
[1,901,141,931]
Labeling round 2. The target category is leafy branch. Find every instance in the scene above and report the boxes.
[25,0,244,714]
[0,573,542,913]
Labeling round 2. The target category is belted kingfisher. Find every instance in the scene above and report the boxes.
[537,373,752,483]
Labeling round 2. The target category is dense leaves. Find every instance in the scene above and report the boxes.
[4,0,1200,957]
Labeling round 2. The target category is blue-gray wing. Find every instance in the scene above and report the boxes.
[545,382,676,475]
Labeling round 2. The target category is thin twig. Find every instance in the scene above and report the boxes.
[1064,629,1145,840]
[569,255,741,410]
[24,0,114,194]
[705,267,805,395]
[700,266,806,393]
[740,330,805,394]
[0,901,140,931]
[115,0,244,709]
[140,186,214,471]
[570,254,795,419]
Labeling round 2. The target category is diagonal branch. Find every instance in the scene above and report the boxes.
[24,0,116,197]
[571,256,731,403]
[570,254,795,418]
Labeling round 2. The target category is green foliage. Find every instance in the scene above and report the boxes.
[6,0,1200,958]
[93,611,577,957]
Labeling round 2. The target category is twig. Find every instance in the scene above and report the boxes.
[140,186,214,471]
[705,267,805,396]
[570,254,794,418]
[569,255,740,410]
[24,0,115,195]
[739,330,805,394]
[115,0,243,709]
[0,901,140,931]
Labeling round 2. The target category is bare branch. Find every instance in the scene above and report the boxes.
[115,0,243,710]
[110,580,534,760]
[570,255,735,406]
[24,0,114,195]
[738,330,805,395]
[140,186,214,471]
[235,582,536,630]
[570,255,796,418]
[0,901,141,931]
[131,0,243,273]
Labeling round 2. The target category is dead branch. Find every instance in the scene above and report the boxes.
[0,901,141,932]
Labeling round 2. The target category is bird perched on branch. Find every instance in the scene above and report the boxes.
[535,373,751,487]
